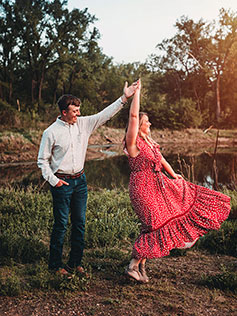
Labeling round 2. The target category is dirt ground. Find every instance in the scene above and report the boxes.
[0,250,236,316]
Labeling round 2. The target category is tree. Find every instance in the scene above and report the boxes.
[0,0,19,103]
[150,8,237,126]
[0,0,103,115]
[199,9,237,122]
[15,1,100,105]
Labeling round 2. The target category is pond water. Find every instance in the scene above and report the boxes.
[1,144,237,191]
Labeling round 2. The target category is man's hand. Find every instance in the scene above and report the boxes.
[122,79,140,102]
[55,179,69,187]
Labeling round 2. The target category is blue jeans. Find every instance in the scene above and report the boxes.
[49,173,88,270]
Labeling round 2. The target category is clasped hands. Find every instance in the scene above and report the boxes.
[122,79,141,103]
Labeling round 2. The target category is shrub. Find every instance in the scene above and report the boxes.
[143,97,204,129]
[0,233,48,263]
[223,188,237,219]
[0,186,140,263]
[0,271,22,296]
[85,189,139,248]
[196,220,237,257]
[200,271,237,294]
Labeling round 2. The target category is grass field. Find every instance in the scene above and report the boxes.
[0,186,236,315]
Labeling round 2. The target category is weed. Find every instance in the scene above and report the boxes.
[0,185,236,298]
[0,270,22,296]
[0,186,137,295]
[196,220,237,257]
[200,271,237,294]
[85,189,139,248]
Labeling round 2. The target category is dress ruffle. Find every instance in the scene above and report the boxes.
[132,182,231,259]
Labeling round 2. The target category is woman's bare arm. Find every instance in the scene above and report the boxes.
[125,80,141,157]
[161,156,183,179]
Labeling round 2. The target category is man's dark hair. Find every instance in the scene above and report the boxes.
[57,94,81,112]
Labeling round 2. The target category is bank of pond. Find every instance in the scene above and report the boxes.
[1,144,237,191]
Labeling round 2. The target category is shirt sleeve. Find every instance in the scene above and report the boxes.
[37,130,59,187]
[84,97,124,134]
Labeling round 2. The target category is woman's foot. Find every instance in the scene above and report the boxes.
[125,266,144,282]
[139,263,149,283]
[125,265,149,283]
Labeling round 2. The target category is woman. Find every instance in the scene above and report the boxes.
[123,79,231,283]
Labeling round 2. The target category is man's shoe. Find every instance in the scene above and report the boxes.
[76,266,89,277]
[55,268,70,277]
[66,265,89,277]
[76,266,85,273]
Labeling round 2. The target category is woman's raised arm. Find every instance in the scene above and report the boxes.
[125,79,141,157]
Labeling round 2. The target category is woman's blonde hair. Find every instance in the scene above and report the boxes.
[123,112,158,148]
[138,112,157,148]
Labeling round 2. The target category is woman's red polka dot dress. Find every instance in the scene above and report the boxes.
[124,136,231,259]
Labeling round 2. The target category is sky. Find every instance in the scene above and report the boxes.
[67,0,237,64]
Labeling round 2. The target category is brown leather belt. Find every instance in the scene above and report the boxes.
[55,169,84,179]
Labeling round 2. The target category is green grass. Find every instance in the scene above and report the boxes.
[0,186,236,296]
[0,130,42,148]
[200,271,237,294]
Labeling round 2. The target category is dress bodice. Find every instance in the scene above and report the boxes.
[124,136,163,173]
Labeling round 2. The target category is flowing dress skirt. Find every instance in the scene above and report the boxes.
[125,136,231,259]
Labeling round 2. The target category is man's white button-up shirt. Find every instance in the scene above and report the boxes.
[37,97,124,186]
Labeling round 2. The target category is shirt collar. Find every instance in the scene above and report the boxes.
[56,116,70,127]
[56,116,80,127]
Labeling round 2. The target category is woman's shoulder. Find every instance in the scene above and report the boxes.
[123,136,143,158]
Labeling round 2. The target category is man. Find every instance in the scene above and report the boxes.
[37,81,138,275]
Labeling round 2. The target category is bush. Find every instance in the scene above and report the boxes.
[224,188,237,219]
[0,100,22,129]
[85,189,139,248]
[174,98,204,128]
[0,271,22,296]
[200,271,237,294]
[197,220,237,257]
[0,233,48,263]
[142,97,204,129]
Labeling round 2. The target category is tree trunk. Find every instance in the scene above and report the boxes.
[52,69,60,104]
[38,70,45,103]
[68,69,76,94]
[0,83,3,99]
[193,87,201,111]
[216,72,221,121]
[212,129,219,191]
[31,79,37,103]
[9,80,12,103]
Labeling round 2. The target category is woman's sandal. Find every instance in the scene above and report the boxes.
[139,264,149,283]
[125,266,148,283]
